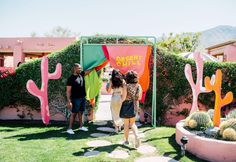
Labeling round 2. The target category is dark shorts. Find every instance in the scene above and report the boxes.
[72,97,86,113]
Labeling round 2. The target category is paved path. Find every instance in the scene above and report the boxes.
[95,94,112,121]
[93,95,179,162]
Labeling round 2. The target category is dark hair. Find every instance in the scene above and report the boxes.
[125,70,138,84]
[111,69,123,88]
[17,62,22,67]
[72,63,81,73]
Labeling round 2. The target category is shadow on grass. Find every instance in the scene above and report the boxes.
[2,122,120,141]
[164,134,208,162]
[1,120,153,143]
[73,144,136,156]
[0,120,67,128]
[0,129,16,132]
[143,136,170,142]
[4,128,70,141]
[142,127,153,133]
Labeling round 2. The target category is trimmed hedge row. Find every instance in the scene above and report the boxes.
[0,38,148,112]
[0,39,235,123]
[155,49,236,123]
[0,41,81,111]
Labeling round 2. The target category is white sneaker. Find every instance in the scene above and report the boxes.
[67,129,75,134]
[135,137,141,148]
[79,127,88,131]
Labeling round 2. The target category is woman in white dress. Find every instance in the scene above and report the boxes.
[106,69,124,133]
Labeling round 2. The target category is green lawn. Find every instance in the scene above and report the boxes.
[0,121,206,162]
[144,127,208,162]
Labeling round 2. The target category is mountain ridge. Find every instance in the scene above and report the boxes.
[199,25,236,48]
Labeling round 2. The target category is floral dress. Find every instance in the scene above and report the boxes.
[125,83,141,114]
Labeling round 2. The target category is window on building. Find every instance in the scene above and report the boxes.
[223,55,227,62]
[216,55,224,62]
[0,57,4,67]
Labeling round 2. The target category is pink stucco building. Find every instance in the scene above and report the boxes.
[206,40,236,62]
[0,37,76,68]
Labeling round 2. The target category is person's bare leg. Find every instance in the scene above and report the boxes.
[78,112,83,128]
[124,118,130,142]
[130,117,139,138]
[114,123,119,133]
[68,113,76,129]
[130,117,140,148]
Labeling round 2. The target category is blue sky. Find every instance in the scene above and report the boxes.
[0,0,236,37]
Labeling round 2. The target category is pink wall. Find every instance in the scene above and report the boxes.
[176,121,236,162]
[1,85,234,125]
[0,105,66,121]
[13,41,24,67]
[0,37,76,67]
[224,44,236,62]
[163,96,207,126]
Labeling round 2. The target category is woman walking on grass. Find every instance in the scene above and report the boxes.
[121,70,142,148]
[106,69,124,133]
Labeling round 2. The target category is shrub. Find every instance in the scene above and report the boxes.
[0,37,236,124]
[155,49,236,124]
[185,111,213,130]
[188,119,198,129]
[0,37,149,116]
[222,128,236,141]
[226,109,236,120]
[0,41,87,112]
[0,67,15,78]
[219,119,236,141]
[207,109,214,121]
[0,74,17,107]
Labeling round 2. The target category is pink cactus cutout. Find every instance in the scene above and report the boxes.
[185,52,209,114]
[26,56,62,124]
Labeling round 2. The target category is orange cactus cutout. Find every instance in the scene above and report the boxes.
[204,69,233,127]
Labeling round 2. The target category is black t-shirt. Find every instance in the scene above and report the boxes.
[66,71,86,99]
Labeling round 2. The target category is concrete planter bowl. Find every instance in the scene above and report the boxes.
[176,121,236,162]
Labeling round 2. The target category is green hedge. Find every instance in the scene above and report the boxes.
[0,39,235,123]
[0,41,82,111]
[0,38,147,112]
[0,74,17,107]
[155,49,236,123]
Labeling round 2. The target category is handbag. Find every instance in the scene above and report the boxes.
[119,100,135,118]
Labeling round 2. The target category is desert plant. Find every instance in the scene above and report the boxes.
[185,111,212,130]
[226,109,236,120]
[219,118,236,141]
[222,128,236,141]
[207,109,214,121]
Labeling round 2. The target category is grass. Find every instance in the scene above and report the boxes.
[0,121,206,162]
[144,126,208,162]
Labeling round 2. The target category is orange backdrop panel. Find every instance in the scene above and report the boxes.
[106,45,152,92]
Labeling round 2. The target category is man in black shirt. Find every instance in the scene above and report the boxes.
[66,63,92,134]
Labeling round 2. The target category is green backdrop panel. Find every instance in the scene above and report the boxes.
[82,45,107,70]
